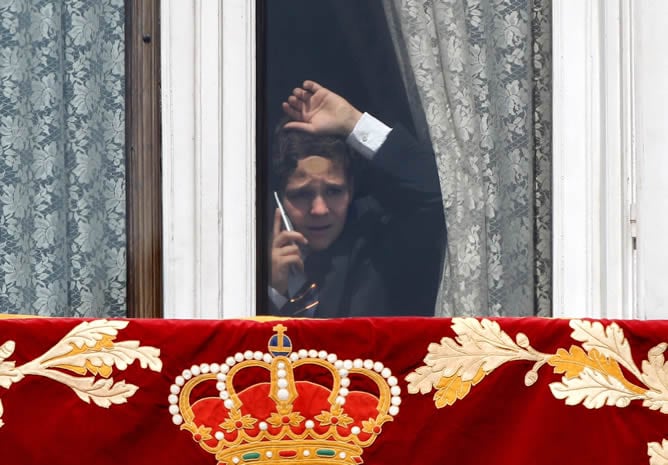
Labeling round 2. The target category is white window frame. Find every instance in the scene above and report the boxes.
[630,1,668,320]
[161,0,648,320]
[552,0,640,319]
[161,0,256,319]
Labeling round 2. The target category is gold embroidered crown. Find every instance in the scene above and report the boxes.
[168,324,401,465]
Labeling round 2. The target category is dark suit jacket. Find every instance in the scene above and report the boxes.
[272,125,446,318]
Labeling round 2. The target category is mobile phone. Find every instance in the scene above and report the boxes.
[273,191,306,297]
[273,191,294,232]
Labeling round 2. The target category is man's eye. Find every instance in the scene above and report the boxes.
[326,187,343,196]
[287,191,309,201]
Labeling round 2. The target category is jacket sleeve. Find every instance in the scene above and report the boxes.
[369,124,445,233]
[364,124,447,316]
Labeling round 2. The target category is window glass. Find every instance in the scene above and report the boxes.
[259,0,445,318]
[258,0,552,318]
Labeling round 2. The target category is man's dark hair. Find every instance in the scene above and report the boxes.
[271,119,354,193]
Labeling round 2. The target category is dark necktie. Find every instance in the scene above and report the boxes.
[280,254,326,317]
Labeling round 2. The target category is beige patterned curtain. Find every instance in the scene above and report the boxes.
[383,0,552,316]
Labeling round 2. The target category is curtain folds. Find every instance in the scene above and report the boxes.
[0,0,126,317]
[383,0,552,316]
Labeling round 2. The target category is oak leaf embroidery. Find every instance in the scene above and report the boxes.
[0,319,162,428]
[407,318,668,465]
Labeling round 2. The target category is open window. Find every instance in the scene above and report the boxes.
[257,0,551,318]
[256,1,440,317]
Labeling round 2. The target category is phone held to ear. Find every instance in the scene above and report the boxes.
[273,191,307,297]
[273,191,294,232]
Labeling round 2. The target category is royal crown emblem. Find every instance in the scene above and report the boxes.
[168,324,401,464]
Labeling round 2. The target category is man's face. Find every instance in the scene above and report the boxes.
[282,155,352,251]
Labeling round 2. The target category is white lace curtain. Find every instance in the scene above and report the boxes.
[0,0,126,317]
[383,0,552,316]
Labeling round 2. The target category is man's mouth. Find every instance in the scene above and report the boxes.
[307,225,331,233]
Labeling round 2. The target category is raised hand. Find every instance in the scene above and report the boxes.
[270,208,307,296]
[281,80,363,136]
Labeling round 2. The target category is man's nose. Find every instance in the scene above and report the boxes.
[310,196,329,215]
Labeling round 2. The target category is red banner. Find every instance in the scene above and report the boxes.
[0,316,667,465]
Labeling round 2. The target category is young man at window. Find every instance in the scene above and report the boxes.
[269,80,446,318]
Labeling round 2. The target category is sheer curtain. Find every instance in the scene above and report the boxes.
[0,0,126,317]
[383,0,552,316]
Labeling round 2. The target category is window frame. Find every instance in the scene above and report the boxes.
[552,0,640,319]
[160,0,256,319]
[125,0,163,318]
[158,0,649,320]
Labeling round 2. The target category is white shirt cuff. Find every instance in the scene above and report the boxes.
[346,112,392,159]
[268,286,288,309]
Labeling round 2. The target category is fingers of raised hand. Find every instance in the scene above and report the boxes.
[287,94,305,110]
[292,87,312,102]
[302,80,322,93]
[281,102,300,121]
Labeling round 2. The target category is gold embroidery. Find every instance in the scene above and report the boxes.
[0,319,162,429]
[407,318,668,465]
[172,325,400,464]
[433,367,485,408]
[267,411,305,428]
[548,346,646,395]
[315,406,354,428]
[49,333,116,377]
[221,412,258,432]
[192,425,214,442]
[361,418,384,435]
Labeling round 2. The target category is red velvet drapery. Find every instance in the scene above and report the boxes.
[0,316,666,465]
